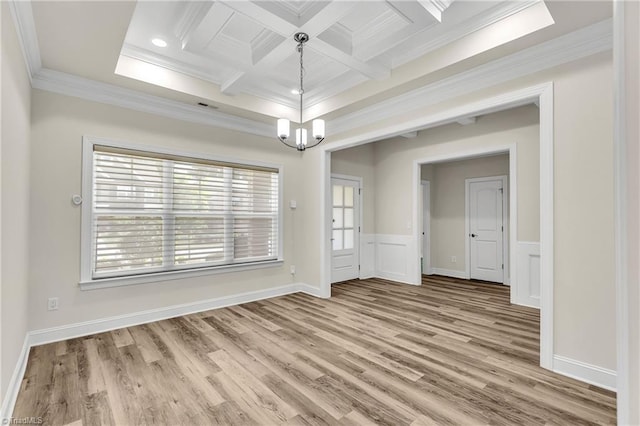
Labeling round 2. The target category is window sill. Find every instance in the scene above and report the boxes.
[79,259,284,291]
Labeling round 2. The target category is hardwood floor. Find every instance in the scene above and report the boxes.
[13,276,616,425]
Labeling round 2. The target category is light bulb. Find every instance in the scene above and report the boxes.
[312,119,325,140]
[295,128,308,147]
[277,119,290,140]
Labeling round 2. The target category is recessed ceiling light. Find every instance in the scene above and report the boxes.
[151,38,167,48]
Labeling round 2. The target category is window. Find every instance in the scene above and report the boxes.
[81,137,281,287]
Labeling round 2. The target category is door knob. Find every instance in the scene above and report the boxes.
[470,233,477,238]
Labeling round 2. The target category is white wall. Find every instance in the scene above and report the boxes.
[374,106,538,238]
[425,154,510,274]
[551,55,615,370]
[1,2,31,404]
[28,90,307,331]
[312,52,616,373]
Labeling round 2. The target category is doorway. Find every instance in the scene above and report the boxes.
[320,84,553,369]
[331,175,361,283]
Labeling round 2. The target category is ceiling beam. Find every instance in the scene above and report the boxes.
[220,1,297,36]
[310,39,390,80]
[219,1,390,94]
[417,0,443,22]
[174,2,213,48]
[417,0,455,22]
[355,1,438,62]
[180,3,234,52]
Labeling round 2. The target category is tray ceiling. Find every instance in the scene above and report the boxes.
[118,0,550,118]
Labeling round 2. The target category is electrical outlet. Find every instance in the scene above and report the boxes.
[48,297,59,311]
[451,256,457,263]
[290,265,296,275]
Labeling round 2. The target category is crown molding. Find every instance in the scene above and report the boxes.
[7,0,41,83]
[31,68,272,138]
[10,0,611,140]
[327,18,612,136]
[392,0,540,67]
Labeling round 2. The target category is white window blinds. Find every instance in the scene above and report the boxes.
[90,145,279,279]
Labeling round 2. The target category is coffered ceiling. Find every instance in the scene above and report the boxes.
[20,1,612,132]
[117,0,552,120]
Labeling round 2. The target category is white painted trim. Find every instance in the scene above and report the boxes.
[328,19,611,135]
[538,83,554,371]
[80,135,285,289]
[374,234,419,285]
[553,355,617,392]
[10,0,609,142]
[80,260,285,291]
[319,82,553,374]
[515,241,541,308]
[421,181,432,275]
[391,0,539,67]
[330,174,363,283]
[7,0,41,84]
[465,175,509,284]
[29,283,308,346]
[431,268,468,280]
[508,144,518,291]
[359,234,376,279]
[613,1,631,423]
[32,69,272,138]
[0,336,30,421]
[297,284,330,299]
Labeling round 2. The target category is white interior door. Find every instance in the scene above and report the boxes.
[331,177,360,283]
[468,177,505,283]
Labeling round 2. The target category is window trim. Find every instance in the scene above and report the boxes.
[80,135,284,290]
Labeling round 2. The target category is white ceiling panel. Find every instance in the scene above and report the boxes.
[114,0,559,116]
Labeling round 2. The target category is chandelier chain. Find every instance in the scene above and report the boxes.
[298,39,304,126]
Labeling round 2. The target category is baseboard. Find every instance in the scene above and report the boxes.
[0,335,30,421]
[552,355,617,392]
[29,283,306,346]
[431,268,468,280]
[297,283,330,299]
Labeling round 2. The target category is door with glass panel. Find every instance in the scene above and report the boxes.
[331,176,360,283]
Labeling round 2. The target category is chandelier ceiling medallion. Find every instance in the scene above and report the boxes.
[276,32,325,151]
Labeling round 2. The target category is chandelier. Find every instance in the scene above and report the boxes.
[276,32,325,151]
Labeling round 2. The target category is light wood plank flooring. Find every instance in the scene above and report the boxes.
[13,276,616,425]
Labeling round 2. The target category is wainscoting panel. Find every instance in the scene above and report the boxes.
[375,234,419,285]
[359,234,376,279]
[515,241,541,308]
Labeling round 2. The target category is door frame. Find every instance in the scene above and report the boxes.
[320,82,553,370]
[421,180,432,275]
[465,175,509,284]
[330,173,362,283]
